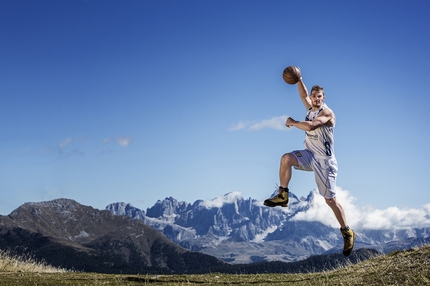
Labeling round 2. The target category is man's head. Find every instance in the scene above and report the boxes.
[310,85,325,108]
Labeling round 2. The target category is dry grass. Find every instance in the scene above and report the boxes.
[0,244,429,285]
[0,250,68,274]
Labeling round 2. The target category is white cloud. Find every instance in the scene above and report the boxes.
[229,121,249,131]
[249,116,289,131]
[103,137,132,147]
[291,187,430,230]
[291,190,340,227]
[229,116,289,131]
[355,204,430,230]
[56,138,84,157]
[58,138,73,149]
[116,136,131,147]
[55,136,132,157]
[101,136,132,155]
[199,191,243,208]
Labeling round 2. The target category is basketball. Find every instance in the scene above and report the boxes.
[282,66,301,84]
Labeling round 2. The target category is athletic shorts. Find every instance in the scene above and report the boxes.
[291,149,338,199]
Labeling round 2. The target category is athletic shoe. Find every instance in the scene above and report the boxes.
[341,226,356,256]
[263,186,289,207]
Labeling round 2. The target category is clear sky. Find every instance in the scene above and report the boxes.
[1,0,430,218]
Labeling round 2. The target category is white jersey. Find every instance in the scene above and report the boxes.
[304,104,335,157]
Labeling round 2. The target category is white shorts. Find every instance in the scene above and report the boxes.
[291,149,338,199]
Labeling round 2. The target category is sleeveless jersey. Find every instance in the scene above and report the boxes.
[304,104,335,157]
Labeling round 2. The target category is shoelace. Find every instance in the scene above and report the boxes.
[341,230,353,242]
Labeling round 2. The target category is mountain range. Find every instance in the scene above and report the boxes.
[0,198,225,273]
[0,191,428,274]
[107,191,430,264]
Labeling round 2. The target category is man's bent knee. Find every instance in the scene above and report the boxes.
[325,197,343,209]
[325,197,337,206]
[280,153,298,168]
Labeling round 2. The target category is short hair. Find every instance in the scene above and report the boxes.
[310,85,324,95]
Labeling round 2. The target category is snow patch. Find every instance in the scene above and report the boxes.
[76,230,89,238]
[199,192,243,209]
[251,225,278,243]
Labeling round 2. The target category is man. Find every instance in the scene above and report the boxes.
[263,73,356,256]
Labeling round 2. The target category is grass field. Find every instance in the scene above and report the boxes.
[1,245,429,285]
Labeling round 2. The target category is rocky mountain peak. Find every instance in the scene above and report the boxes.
[106,191,430,264]
[0,199,226,274]
[146,197,190,219]
[9,198,80,218]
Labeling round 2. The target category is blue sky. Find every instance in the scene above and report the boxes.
[1,0,430,218]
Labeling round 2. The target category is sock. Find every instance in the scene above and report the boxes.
[279,186,289,192]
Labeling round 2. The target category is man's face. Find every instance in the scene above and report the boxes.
[310,90,325,108]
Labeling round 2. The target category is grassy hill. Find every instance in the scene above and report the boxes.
[0,244,429,285]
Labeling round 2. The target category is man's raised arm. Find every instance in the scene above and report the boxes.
[297,78,311,110]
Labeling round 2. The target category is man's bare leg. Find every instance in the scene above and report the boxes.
[279,153,299,188]
[264,153,298,207]
[326,197,356,256]
[325,197,347,229]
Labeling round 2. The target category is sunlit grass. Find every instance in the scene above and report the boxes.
[0,249,68,273]
[0,244,428,285]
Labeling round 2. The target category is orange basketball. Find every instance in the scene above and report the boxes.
[282,66,301,84]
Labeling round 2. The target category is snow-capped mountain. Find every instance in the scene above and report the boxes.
[107,191,430,264]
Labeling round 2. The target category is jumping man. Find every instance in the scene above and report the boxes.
[263,72,356,256]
